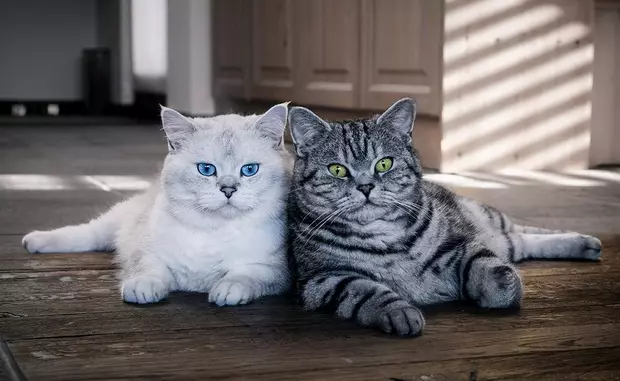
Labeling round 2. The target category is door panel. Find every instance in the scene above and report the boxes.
[213,0,251,98]
[295,0,360,108]
[250,0,295,101]
[360,0,442,115]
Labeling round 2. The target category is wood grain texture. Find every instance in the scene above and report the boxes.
[1,122,619,379]
[1,240,619,379]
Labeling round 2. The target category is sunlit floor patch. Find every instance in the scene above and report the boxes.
[0,174,151,191]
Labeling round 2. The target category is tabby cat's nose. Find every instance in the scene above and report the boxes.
[356,183,375,198]
[220,186,237,199]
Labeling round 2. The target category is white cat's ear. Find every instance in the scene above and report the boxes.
[253,102,289,147]
[289,106,331,157]
[376,97,416,137]
[160,106,196,151]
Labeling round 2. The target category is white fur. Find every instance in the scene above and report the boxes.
[23,104,292,306]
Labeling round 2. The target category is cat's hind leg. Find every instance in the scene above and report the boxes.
[505,232,602,262]
[460,248,523,308]
[511,224,567,234]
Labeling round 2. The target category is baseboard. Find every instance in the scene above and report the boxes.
[0,92,165,123]
[0,100,86,117]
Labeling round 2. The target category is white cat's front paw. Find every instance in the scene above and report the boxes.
[581,235,602,260]
[122,276,168,304]
[22,231,59,253]
[209,279,254,306]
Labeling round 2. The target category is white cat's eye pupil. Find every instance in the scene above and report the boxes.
[197,163,216,176]
[241,163,260,177]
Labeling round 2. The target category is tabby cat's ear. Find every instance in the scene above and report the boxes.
[253,102,289,147]
[376,98,416,138]
[160,106,196,151]
[289,106,331,157]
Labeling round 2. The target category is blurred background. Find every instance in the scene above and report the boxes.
[0,0,619,173]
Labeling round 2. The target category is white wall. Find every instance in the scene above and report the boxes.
[591,2,620,166]
[0,0,99,101]
[167,0,215,115]
[131,0,167,94]
[441,0,595,171]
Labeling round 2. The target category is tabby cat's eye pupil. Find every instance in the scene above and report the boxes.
[328,163,348,178]
[375,157,393,173]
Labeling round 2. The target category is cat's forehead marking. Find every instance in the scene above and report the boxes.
[218,128,238,158]
[328,120,378,165]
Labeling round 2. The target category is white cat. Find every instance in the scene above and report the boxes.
[22,103,292,306]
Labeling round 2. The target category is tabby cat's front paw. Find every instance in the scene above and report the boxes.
[122,276,168,304]
[209,278,255,306]
[376,306,425,337]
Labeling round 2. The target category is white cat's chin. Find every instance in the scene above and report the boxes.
[215,203,245,218]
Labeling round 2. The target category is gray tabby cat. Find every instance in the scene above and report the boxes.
[287,98,602,337]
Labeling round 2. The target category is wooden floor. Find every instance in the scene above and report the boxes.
[1,122,620,380]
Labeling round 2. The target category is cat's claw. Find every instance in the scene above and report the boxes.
[209,280,253,306]
[377,306,425,337]
[122,276,168,304]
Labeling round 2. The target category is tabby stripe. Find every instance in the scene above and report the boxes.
[333,265,379,282]
[320,289,333,307]
[311,232,401,256]
[314,276,328,285]
[361,120,369,152]
[399,201,432,251]
[378,295,401,309]
[444,246,464,268]
[410,202,434,239]
[320,276,359,314]
[299,168,318,187]
[503,231,516,262]
[419,236,467,276]
[350,291,376,320]
[362,119,370,136]
[402,310,413,335]
[374,289,392,303]
[499,212,506,232]
[461,249,497,300]
[323,222,378,240]
[482,205,495,225]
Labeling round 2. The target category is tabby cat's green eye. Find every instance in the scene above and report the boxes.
[375,157,393,173]
[328,164,348,178]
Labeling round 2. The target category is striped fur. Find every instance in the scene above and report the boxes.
[288,98,602,337]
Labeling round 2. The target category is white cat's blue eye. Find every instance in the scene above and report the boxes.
[240,163,260,177]
[197,163,216,176]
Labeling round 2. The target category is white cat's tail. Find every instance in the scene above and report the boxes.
[22,197,136,254]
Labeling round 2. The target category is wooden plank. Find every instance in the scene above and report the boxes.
[5,322,620,380]
[0,269,118,303]
[0,269,618,317]
[1,300,619,341]
[0,235,115,273]
[260,348,620,381]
